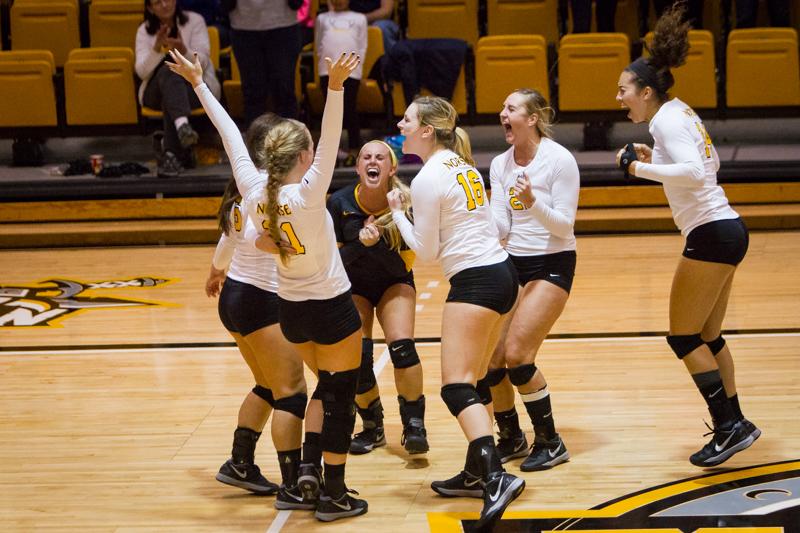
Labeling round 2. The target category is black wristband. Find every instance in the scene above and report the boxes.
[618,143,637,178]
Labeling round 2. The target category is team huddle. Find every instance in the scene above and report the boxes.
[166,5,761,530]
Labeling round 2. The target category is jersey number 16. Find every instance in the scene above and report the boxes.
[456,170,485,211]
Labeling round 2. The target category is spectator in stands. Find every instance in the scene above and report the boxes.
[349,0,399,54]
[297,0,315,47]
[735,0,790,28]
[136,0,220,177]
[316,0,367,166]
[569,0,618,33]
[180,0,231,48]
[615,4,761,468]
[229,0,303,126]
[643,0,704,29]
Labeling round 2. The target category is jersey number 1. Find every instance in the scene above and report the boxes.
[262,220,306,255]
[456,170,485,211]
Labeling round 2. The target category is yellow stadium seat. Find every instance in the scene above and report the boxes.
[475,35,549,113]
[10,1,80,66]
[726,37,800,107]
[357,26,386,114]
[406,0,479,46]
[89,0,142,49]
[64,47,138,125]
[0,50,57,127]
[729,27,798,44]
[557,34,629,111]
[207,26,220,70]
[486,0,559,44]
[642,30,717,109]
[391,65,468,116]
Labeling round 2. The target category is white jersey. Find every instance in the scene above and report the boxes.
[489,138,579,256]
[392,149,508,279]
[634,98,738,236]
[212,201,279,293]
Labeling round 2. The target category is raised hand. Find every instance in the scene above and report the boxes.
[165,49,204,88]
[387,188,406,212]
[164,31,187,55]
[325,51,361,91]
[153,25,170,52]
[513,172,535,209]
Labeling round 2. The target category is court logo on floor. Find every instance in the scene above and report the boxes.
[428,459,800,532]
[0,277,173,327]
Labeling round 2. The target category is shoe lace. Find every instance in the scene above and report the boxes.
[701,420,734,440]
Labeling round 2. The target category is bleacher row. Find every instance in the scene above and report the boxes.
[1,0,799,138]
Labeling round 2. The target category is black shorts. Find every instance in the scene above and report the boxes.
[683,218,749,266]
[446,257,519,314]
[218,278,280,336]
[350,270,416,307]
[278,290,362,345]
[510,250,577,294]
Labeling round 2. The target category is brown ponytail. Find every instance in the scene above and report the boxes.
[217,178,241,235]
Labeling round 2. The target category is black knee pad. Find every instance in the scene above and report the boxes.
[440,383,481,417]
[252,385,274,406]
[475,375,493,405]
[273,392,308,419]
[388,338,420,369]
[707,335,726,356]
[357,349,377,394]
[666,333,705,359]
[508,363,537,386]
[317,369,359,454]
[484,367,507,387]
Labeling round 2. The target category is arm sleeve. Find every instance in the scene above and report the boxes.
[489,162,511,240]
[634,122,705,187]
[134,25,164,81]
[297,88,344,206]
[194,83,262,196]
[528,154,580,239]
[391,175,440,262]
[211,232,236,270]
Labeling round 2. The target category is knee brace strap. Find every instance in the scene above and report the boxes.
[484,367,507,387]
[273,392,308,419]
[252,385,274,406]
[318,369,359,454]
[388,338,420,369]
[707,335,726,356]
[508,363,537,386]
[440,383,481,417]
[475,375,492,405]
[357,349,377,394]
[666,333,705,359]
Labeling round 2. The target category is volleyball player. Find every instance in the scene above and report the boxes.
[615,4,760,467]
[485,88,579,472]
[387,96,525,530]
[327,140,429,456]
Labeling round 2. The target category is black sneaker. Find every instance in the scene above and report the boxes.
[430,470,484,498]
[401,421,429,454]
[215,459,279,495]
[157,150,182,178]
[741,418,762,442]
[474,471,525,531]
[349,427,386,455]
[496,430,528,463]
[297,463,322,501]
[275,484,317,510]
[690,420,756,467]
[315,489,368,522]
[520,434,569,472]
[177,122,199,149]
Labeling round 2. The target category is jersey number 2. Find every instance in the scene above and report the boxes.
[456,170,485,211]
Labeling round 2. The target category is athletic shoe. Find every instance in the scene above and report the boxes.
[315,489,368,522]
[496,430,528,463]
[157,150,182,178]
[741,418,762,442]
[274,484,317,510]
[177,122,199,149]
[349,427,386,455]
[690,420,756,467]
[474,471,525,531]
[297,463,322,501]
[215,459,279,495]
[430,470,484,498]
[401,422,429,454]
[520,434,570,472]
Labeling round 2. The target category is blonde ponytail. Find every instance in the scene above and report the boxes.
[413,96,474,165]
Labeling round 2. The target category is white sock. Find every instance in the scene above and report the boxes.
[174,116,189,130]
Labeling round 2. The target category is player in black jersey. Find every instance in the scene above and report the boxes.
[327,140,429,455]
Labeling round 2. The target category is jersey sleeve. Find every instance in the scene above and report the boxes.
[296,88,344,207]
[211,232,236,270]
[489,158,511,240]
[392,172,440,262]
[635,118,705,187]
[528,152,579,239]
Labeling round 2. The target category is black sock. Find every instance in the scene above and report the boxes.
[729,393,744,421]
[362,338,374,359]
[357,397,384,430]
[302,431,322,468]
[468,435,503,480]
[691,370,736,429]
[523,387,557,441]
[232,427,260,464]
[494,407,522,439]
[399,395,426,427]
[277,448,301,487]
[323,462,346,498]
